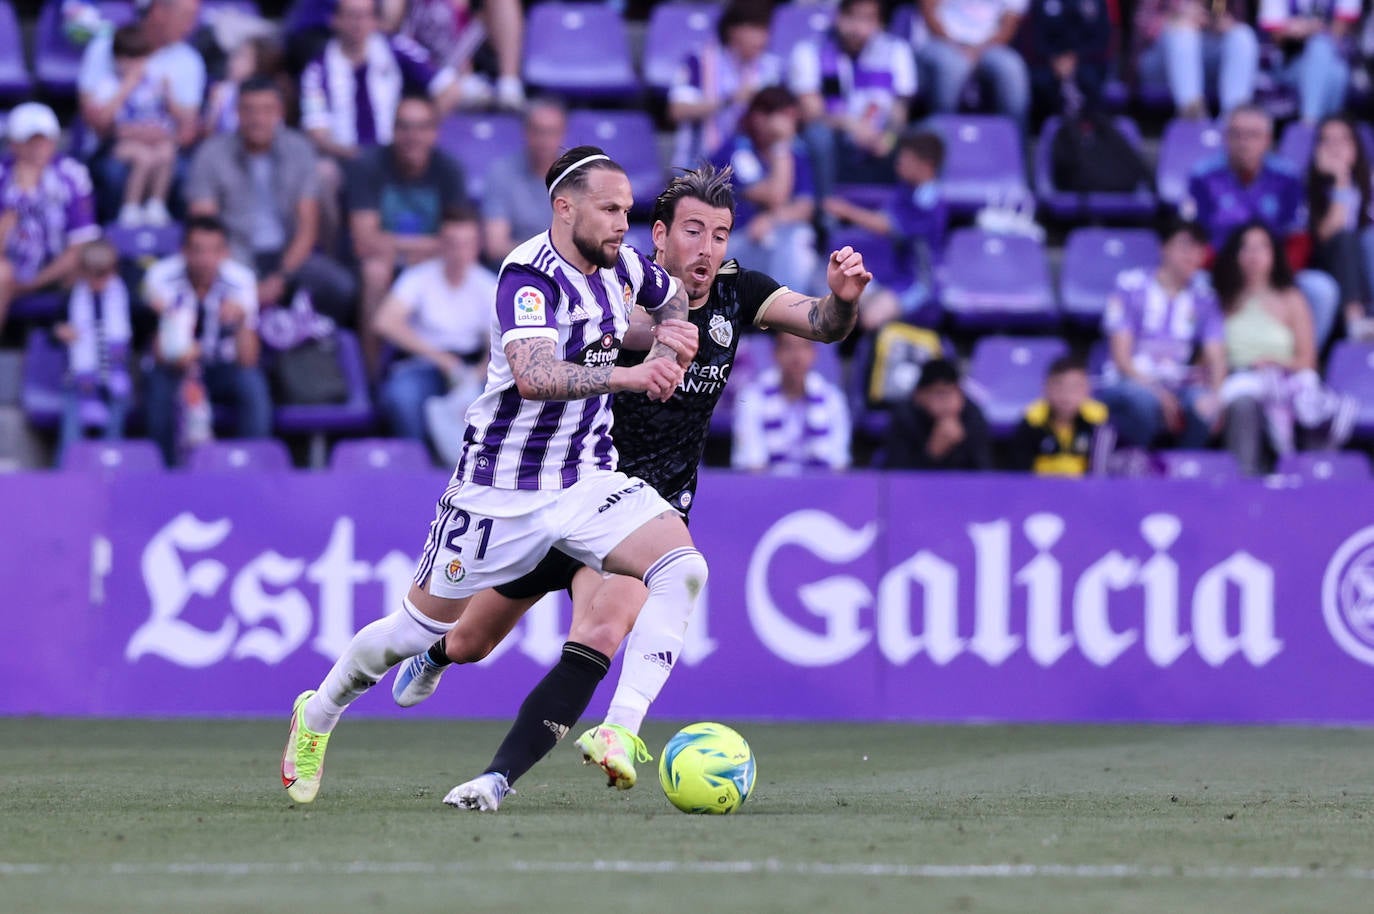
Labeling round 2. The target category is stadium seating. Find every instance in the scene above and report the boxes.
[1275,451,1371,482]
[105,223,184,261]
[965,335,1068,436]
[522,2,638,98]
[1059,227,1161,325]
[1276,119,1374,172]
[35,0,136,96]
[1156,118,1224,206]
[768,2,833,60]
[925,114,1029,216]
[272,330,375,466]
[20,328,70,430]
[1324,341,1374,439]
[939,228,1056,329]
[61,439,163,471]
[187,439,292,472]
[330,438,431,472]
[643,2,720,91]
[829,225,900,290]
[565,110,664,210]
[1155,450,1241,482]
[436,112,523,204]
[1034,116,1156,222]
[0,1,32,99]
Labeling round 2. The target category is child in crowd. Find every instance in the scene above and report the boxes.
[822,130,949,331]
[204,34,286,136]
[1010,356,1115,476]
[53,240,132,462]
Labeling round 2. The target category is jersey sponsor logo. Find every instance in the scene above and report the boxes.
[596,480,646,513]
[708,313,733,347]
[445,558,466,584]
[514,286,547,326]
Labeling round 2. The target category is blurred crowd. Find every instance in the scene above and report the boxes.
[3,0,1374,479]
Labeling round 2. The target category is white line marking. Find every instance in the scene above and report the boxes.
[1,861,1371,880]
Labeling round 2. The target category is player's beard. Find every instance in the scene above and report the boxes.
[573,224,620,270]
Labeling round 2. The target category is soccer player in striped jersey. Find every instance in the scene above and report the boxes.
[281,146,709,806]
[391,163,871,810]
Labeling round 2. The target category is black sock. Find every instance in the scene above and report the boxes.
[426,638,452,667]
[485,642,611,785]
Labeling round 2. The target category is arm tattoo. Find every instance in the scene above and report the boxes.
[507,337,614,400]
[647,284,690,363]
[804,293,859,342]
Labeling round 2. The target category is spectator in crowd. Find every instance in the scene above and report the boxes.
[670,0,782,169]
[204,33,287,137]
[78,0,205,220]
[1098,216,1228,450]
[789,0,917,196]
[1306,115,1374,341]
[1027,0,1112,116]
[882,357,992,470]
[387,0,527,109]
[347,93,470,370]
[732,333,851,473]
[1211,220,1352,474]
[187,76,358,325]
[85,25,178,227]
[712,87,818,294]
[1010,356,1113,475]
[1184,104,1340,346]
[143,216,271,467]
[1135,0,1259,118]
[373,206,495,445]
[1259,0,1359,125]
[482,97,566,264]
[0,103,102,331]
[822,129,948,331]
[917,0,1031,126]
[53,240,132,464]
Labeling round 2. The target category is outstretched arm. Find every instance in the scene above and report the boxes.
[758,247,871,342]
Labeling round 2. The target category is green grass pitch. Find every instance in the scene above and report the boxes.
[3,719,1373,913]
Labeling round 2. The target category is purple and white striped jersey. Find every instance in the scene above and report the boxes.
[0,156,99,283]
[454,234,679,491]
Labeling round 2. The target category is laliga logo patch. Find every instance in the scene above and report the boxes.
[708,313,733,348]
[1322,525,1374,665]
[514,286,546,326]
[622,282,633,307]
[445,557,466,584]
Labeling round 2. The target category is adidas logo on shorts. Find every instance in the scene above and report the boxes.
[643,651,674,671]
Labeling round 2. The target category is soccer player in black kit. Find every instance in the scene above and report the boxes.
[394,164,871,810]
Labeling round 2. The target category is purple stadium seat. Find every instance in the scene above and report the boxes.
[105,222,183,261]
[522,3,638,97]
[624,224,655,257]
[1325,341,1374,439]
[330,438,431,472]
[9,290,65,322]
[0,2,33,98]
[965,335,1068,435]
[1155,450,1240,482]
[1034,116,1156,222]
[938,228,1056,329]
[768,2,833,59]
[187,439,293,472]
[436,112,523,203]
[20,328,67,430]
[1156,118,1223,206]
[61,439,164,471]
[565,110,664,210]
[926,114,1029,215]
[1275,451,1371,482]
[199,0,260,23]
[830,225,900,288]
[35,0,136,96]
[1060,227,1161,324]
[644,2,720,90]
[273,330,375,447]
[1276,119,1374,172]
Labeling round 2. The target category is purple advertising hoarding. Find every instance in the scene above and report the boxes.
[2,469,1373,723]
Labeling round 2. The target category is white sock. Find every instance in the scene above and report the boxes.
[604,547,708,734]
[303,598,453,733]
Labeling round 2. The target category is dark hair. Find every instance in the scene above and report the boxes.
[1046,355,1088,378]
[183,214,229,242]
[653,163,736,230]
[113,24,151,59]
[1210,219,1294,313]
[916,358,960,390]
[1306,115,1373,238]
[896,129,945,173]
[544,145,626,197]
[839,0,884,16]
[1155,212,1209,246]
[440,203,481,227]
[238,74,282,99]
[746,85,798,117]
[717,0,773,45]
[398,91,435,110]
[80,238,119,275]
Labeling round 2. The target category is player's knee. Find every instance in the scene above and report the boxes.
[569,615,630,658]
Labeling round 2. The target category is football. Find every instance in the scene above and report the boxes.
[658,722,756,814]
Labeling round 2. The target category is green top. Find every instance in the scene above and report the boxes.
[1225,294,1294,370]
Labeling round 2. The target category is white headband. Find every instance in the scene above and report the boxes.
[548,154,611,198]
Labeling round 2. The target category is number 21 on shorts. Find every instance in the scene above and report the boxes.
[442,510,494,585]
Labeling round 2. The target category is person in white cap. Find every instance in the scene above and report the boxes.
[0,103,101,329]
